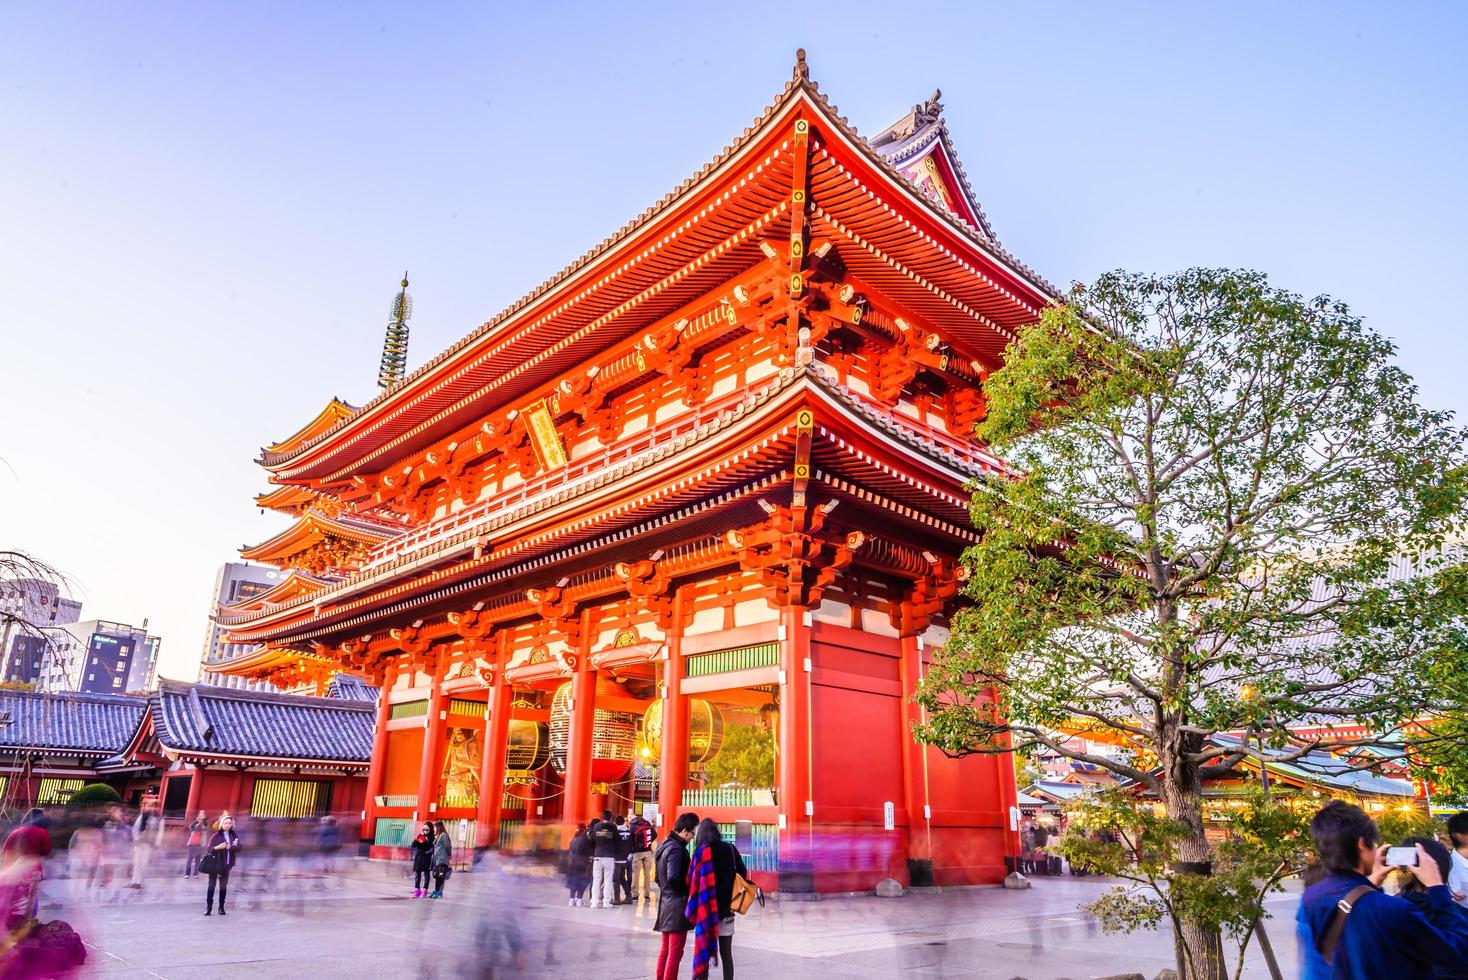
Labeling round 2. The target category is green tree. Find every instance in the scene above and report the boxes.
[1060,789,1310,980]
[701,721,775,789]
[915,269,1468,979]
[65,783,121,807]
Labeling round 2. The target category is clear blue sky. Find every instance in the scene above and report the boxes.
[2,2,1464,684]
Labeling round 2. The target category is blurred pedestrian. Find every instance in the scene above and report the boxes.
[1,808,52,920]
[429,820,452,898]
[202,814,241,916]
[129,799,165,889]
[410,821,435,898]
[565,822,591,906]
[316,815,341,880]
[100,805,131,901]
[184,810,208,878]
[653,812,698,980]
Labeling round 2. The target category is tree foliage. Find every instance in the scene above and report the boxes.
[65,783,121,808]
[702,719,776,789]
[1061,789,1311,980]
[915,269,1468,977]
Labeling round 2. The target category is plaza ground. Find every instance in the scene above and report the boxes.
[43,857,1306,979]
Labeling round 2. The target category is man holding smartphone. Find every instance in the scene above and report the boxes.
[1301,800,1468,978]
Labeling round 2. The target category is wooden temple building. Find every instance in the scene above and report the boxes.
[215,53,1059,890]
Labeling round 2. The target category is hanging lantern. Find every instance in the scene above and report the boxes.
[642,698,725,765]
[504,719,551,773]
[548,678,638,783]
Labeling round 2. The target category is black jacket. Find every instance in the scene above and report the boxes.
[588,820,621,860]
[566,833,593,876]
[206,830,241,871]
[410,833,435,872]
[653,837,692,933]
[709,839,749,921]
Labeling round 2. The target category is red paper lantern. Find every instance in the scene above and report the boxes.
[548,678,638,783]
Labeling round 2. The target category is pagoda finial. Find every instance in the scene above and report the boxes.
[377,271,412,390]
[793,48,809,80]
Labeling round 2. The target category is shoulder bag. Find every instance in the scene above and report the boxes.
[1314,884,1375,965]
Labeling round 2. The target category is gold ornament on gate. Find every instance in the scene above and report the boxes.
[642,699,725,765]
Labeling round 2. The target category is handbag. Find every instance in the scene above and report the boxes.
[198,851,224,876]
[729,871,762,915]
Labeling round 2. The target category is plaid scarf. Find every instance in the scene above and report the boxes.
[684,843,721,979]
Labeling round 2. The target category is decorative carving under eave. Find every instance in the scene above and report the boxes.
[890,555,968,637]
[614,559,674,630]
[526,586,583,649]
[725,502,865,608]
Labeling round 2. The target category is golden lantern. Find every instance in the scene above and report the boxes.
[642,699,725,765]
[505,719,551,773]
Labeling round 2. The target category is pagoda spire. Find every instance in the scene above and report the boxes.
[377,272,412,390]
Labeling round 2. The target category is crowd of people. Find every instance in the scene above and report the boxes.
[561,809,752,980]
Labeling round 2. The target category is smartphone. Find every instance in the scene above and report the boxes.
[1385,846,1419,867]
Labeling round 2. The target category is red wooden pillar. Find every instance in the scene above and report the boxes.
[362,665,395,842]
[778,605,813,843]
[657,588,688,830]
[227,768,245,817]
[564,611,597,832]
[416,664,449,823]
[898,633,931,879]
[477,633,512,848]
[183,765,203,819]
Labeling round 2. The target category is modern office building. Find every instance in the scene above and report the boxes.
[39,619,160,694]
[199,562,294,690]
[0,577,83,685]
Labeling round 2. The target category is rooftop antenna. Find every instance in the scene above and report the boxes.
[378,272,412,389]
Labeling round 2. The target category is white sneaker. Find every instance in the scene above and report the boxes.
[568,898,575,906]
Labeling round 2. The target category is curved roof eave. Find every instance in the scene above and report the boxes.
[262,62,1060,481]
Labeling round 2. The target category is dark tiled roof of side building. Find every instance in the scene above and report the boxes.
[150,680,374,764]
[327,672,380,703]
[0,690,149,756]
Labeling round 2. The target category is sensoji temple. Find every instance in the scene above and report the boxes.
[214,52,1060,890]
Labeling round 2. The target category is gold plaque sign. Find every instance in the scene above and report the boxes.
[523,399,568,471]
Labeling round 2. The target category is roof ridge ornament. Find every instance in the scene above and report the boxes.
[793,47,809,81]
[378,272,412,390]
[914,88,943,127]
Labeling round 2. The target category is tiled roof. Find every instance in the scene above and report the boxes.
[0,690,147,756]
[1211,734,1413,799]
[150,680,374,763]
[327,673,380,703]
[260,58,1060,476]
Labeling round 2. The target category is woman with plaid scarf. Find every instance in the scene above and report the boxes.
[683,818,748,980]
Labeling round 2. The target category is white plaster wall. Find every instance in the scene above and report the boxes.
[745,358,778,384]
[655,398,687,423]
[732,597,779,627]
[811,598,850,627]
[709,374,738,399]
[860,607,900,637]
[683,605,727,636]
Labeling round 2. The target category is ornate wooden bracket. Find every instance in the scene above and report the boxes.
[614,558,674,630]
[891,556,969,636]
[725,502,864,608]
[526,586,583,648]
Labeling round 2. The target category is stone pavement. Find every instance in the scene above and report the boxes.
[39,857,1306,979]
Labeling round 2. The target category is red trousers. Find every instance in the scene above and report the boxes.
[655,931,687,980]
